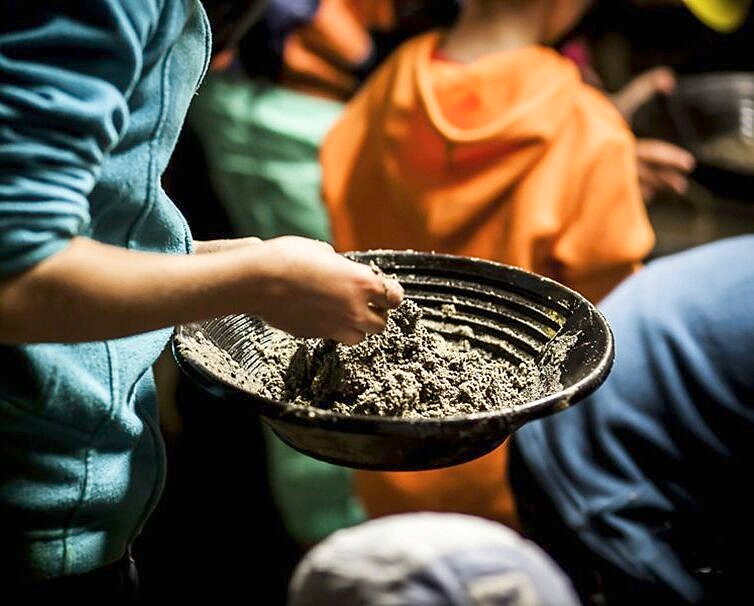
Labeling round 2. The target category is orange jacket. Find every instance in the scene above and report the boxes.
[321,31,655,529]
[322,31,654,303]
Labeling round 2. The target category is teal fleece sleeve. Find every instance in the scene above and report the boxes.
[0,2,152,276]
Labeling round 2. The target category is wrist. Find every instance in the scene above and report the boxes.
[210,241,283,319]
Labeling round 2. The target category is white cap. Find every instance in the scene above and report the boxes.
[287,512,581,606]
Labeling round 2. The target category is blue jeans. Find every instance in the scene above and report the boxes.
[509,440,733,605]
[513,236,754,604]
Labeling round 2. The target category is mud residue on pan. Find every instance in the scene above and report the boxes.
[177,300,577,419]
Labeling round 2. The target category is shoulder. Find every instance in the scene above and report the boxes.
[367,30,438,85]
[340,30,438,118]
[569,83,635,158]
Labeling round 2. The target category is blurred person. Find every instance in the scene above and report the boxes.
[189,0,459,242]
[0,0,403,599]
[322,0,655,306]
[287,512,582,606]
[323,0,655,536]
[511,234,754,605]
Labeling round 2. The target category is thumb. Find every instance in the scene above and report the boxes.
[612,67,676,120]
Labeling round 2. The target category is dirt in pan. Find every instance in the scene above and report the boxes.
[177,300,577,419]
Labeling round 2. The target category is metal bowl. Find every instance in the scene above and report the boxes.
[172,251,614,471]
[632,71,754,199]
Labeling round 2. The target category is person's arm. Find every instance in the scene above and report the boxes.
[0,235,403,345]
[193,236,262,254]
[0,4,402,346]
[633,138,696,200]
[611,67,696,201]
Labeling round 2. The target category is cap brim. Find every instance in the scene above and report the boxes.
[684,0,750,32]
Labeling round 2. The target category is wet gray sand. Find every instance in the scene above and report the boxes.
[177,300,575,419]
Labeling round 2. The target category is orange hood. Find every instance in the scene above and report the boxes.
[411,39,583,223]
[322,31,655,303]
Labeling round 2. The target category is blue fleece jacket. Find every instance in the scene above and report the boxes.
[0,0,210,581]
[514,236,754,603]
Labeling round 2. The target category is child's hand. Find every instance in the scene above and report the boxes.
[248,236,404,344]
[635,138,696,201]
[611,67,696,202]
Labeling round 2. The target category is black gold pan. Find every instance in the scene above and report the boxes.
[172,250,614,471]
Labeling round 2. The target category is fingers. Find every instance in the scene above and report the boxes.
[334,329,367,346]
[383,277,404,308]
[355,274,399,335]
[334,274,404,345]
[638,163,690,200]
[361,263,404,305]
[364,275,404,335]
[654,168,690,195]
[636,139,696,172]
[330,308,387,345]
[334,305,394,345]
[256,239,408,345]
[636,139,696,201]
[646,66,676,96]
[367,300,388,322]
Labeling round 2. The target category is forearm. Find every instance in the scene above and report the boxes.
[0,237,269,343]
[193,236,262,254]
